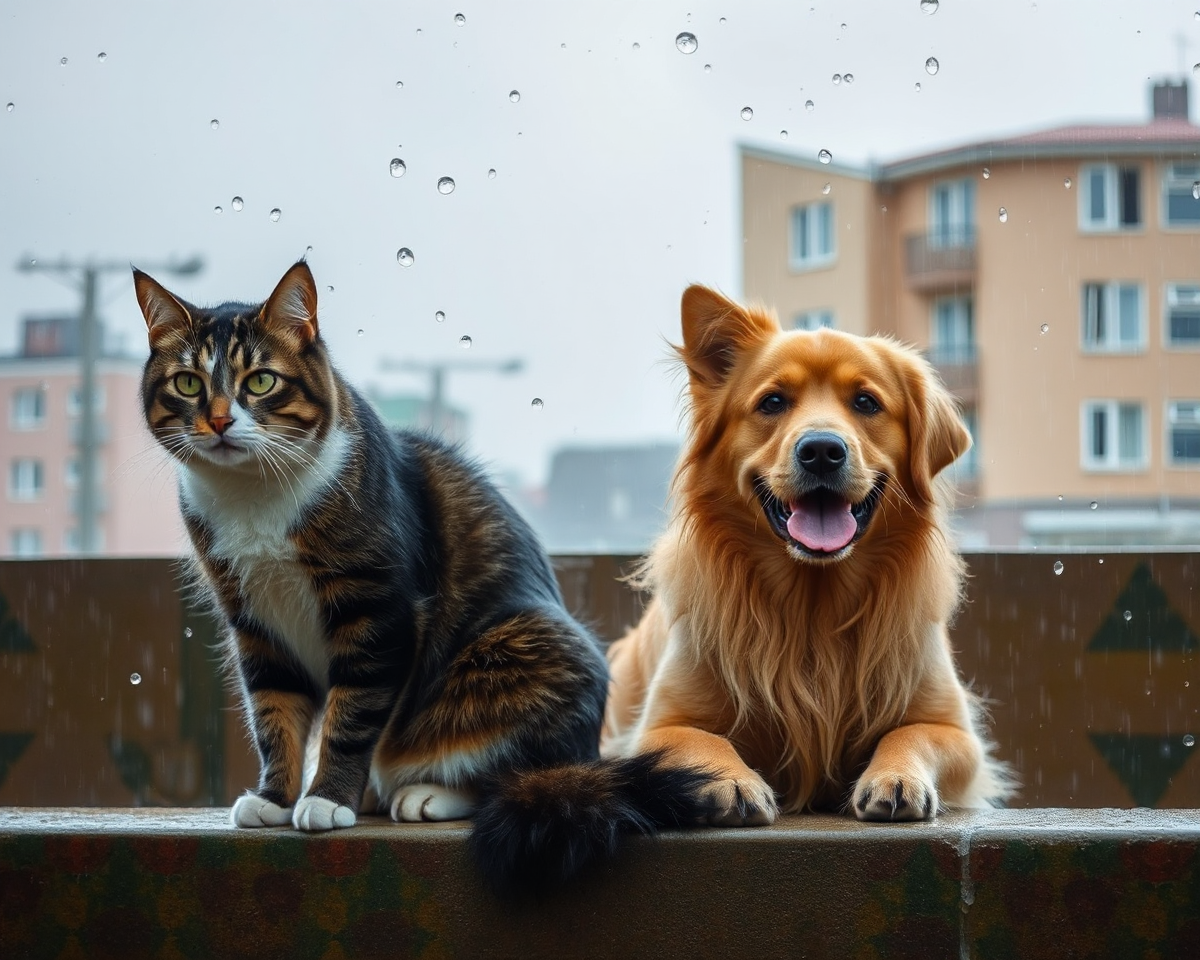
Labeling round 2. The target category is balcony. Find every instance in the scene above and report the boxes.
[905,228,977,293]
[926,344,979,402]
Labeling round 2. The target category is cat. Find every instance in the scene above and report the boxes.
[133,260,713,894]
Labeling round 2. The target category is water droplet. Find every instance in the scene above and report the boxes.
[719,17,727,25]
[97,52,108,62]
[1058,495,1064,502]
[914,82,922,93]
[488,168,497,179]
[1063,177,1072,189]
[357,329,364,337]
[184,627,193,638]
[676,32,698,54]
[805,99,815,112]
[396,247,414,267]
[231,196,244,211]
[213,206,222,215]
[1186,734,1196,747]
[1053,560,1064,576]
[1193,63,1200,78]
[305,245,313,256]
[415,28,422,36]
[509,89,521,102]
[1124,610,1133,622]
[1192,181,1200,200]
[1089,500,1098,510]
[982,167,990,179]
[395,80,404,89]
[435,311,445,323]
[454,12,466,25]
[844,73,855,84]
[632,42,641,51]
[920,0,939,13]
[531,397,544,409]
[130,672,142,685]
[740,106,754,120]
[779,130,788,141]
[269,208,281,222]
[832,73,842,85]
[925,56,940,75]
[437,176,456,195]
[817,148,832,164]
[459,335,473,349]
[60,57,68,66]
[1038,323,1049,335]
[822,183,831,195]
[327,285,334,293]
[390,158,406,178]
[210,119,220,130]
[703,63,712,73]
[5,103,12,113]
[998,206,1008,223]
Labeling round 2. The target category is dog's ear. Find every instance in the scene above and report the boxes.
[905,354,972,504]
[678,285,778,390]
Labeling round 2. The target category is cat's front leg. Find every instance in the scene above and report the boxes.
[230,631,322,829]
[295,682,395,831]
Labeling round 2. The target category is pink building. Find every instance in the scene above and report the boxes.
[1,317,185,557]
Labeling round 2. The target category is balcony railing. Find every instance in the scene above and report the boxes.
[905,228,977,292]
[925,344,979,398]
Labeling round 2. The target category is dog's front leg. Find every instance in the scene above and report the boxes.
[851,720,982,821]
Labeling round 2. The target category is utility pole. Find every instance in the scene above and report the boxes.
[16,255,203,555]
[379,356,523,436]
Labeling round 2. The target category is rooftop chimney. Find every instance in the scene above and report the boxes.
[1153,80,1190,121]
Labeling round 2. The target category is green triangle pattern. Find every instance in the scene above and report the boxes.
[0,593,35,653]
[0,732,34,789]
[1088,732,1196,807]
[1088,563,1200,652]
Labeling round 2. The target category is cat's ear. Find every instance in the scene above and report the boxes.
[261,261,319,345]
[133,268,193,348]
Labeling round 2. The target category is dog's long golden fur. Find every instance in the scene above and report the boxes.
[602,286,1014,822]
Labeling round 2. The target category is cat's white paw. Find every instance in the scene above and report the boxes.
[390,783,476,822]
[230,793,292,828]
[292,795,357,831]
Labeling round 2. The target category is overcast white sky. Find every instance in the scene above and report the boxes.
[2,0,1197,486]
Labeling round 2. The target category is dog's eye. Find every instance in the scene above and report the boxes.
[758,393,787,415]
[853,392,881,415]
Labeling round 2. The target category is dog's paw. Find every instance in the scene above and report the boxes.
[390,783,476,822]
[697,774,778,826]
[230,793,292,828]
[292,795,356,831]
[853,771,939,822]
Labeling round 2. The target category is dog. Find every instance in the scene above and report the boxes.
[601,285,1014,823]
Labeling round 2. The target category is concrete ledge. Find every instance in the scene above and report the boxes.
[2,808,1199,959]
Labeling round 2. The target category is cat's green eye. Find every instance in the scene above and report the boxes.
[174,372,203,397]
[245,372,277,396]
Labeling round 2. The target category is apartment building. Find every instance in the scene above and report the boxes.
[742,80,1200,547]
[0,316,184,557]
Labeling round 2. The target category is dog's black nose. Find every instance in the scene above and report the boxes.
[796,431,848,476]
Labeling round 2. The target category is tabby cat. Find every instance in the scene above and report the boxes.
[133,260,712,893]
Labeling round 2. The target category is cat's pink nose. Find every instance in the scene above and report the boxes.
[209,414,234,434]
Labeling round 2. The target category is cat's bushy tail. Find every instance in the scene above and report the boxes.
[467,750,716,897]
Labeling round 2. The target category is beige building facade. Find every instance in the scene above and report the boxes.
[742,82,1200,547]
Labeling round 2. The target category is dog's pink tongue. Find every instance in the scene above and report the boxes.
[786,497,857,553]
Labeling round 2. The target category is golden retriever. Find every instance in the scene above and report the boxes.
[601,285,1014,823]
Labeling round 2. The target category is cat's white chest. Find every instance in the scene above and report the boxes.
[180,429,351,686]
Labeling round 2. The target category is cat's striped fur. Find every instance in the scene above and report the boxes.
[134,260,713,893]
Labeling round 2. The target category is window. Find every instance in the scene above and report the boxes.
[930,296,975,364]
[66,385,106,416]
[789,202,835,268]
[1079,164,1140,230]
[9,459,45,500]
[793,310,834,331]
[1082,282,1143,351]
[1168,401,1200,466]
[1165,283,1200,347]
[9,529,42,558]
[928,178,976,247]
[1082,401,1145,470]
[11,387,46,429]
[1162,163,1200,226]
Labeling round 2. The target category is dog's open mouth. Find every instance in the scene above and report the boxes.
[756,476,887,557]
